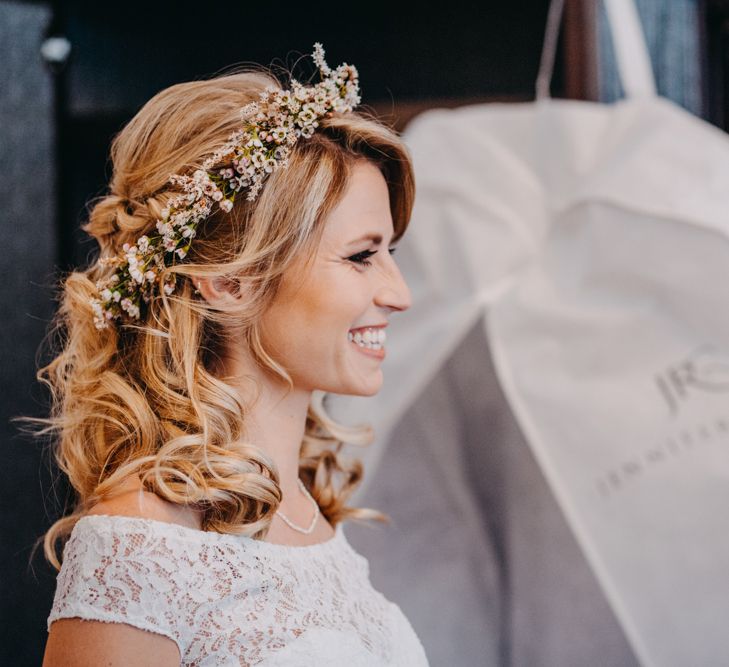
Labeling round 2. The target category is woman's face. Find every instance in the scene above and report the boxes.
[259,160,412,396]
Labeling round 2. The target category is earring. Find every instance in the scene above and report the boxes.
[194,281,201,295]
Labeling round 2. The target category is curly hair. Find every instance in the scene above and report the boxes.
[17,66,415,571]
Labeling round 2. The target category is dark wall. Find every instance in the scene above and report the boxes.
[0,3,57,667]
[63,0,553,115]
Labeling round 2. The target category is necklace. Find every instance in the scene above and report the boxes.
[274,478,320,534]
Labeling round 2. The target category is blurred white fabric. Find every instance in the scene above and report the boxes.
[331,0,729,665]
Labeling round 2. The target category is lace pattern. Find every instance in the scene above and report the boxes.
[47,515,429,666]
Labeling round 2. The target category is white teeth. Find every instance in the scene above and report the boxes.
[348,327,386,350]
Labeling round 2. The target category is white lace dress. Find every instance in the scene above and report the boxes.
[47,514,429,666]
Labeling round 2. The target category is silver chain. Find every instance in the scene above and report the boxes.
[274,478,320,534]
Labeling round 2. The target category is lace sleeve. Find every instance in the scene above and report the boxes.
[46,516,193,656]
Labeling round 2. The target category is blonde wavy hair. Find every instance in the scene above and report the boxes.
[19,66,415,571]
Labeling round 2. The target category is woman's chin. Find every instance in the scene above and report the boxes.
[331,373,383,397]
[352,373,384,397]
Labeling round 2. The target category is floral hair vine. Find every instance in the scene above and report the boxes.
[90,43,361,330]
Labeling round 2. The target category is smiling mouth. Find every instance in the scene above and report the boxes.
[347,327,386,350]
[347,328,386,360]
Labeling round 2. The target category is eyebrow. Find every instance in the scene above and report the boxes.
[347,233,390,246]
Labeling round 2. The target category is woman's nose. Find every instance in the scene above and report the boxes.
[374,261,412,313]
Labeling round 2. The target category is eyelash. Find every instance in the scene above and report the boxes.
[348,247,397,267]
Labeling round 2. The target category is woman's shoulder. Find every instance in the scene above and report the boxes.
[84,476,204,531]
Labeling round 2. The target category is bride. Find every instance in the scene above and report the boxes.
[37,44,429,666]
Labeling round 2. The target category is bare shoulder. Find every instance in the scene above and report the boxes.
[85,477,203,531]
[44,618,180,666]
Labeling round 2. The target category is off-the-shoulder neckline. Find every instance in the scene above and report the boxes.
[75,513,344,552]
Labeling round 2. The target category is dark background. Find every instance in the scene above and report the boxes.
[2,0,726,664]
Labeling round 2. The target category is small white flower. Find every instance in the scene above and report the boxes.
[271,127,288,143]
[247,181,263,200]
[299,109,317,125]
[219,199,234,213]
[231,175,248,190]
[130,267,144,284]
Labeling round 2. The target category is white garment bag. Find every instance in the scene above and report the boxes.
[330,0,729,664]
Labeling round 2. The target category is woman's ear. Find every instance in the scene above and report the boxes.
[195,275,244,306]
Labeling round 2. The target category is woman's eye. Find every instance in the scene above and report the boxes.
[347,247,398,267]
[348,249,377,266]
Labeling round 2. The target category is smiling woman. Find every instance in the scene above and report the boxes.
[24,44,429,666]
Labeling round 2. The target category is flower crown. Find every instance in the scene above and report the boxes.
[90,43,361,330]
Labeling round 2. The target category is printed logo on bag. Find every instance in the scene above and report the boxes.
[655,343,729,418]
[596,343,729,499]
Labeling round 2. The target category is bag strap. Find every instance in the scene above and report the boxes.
[535,0,656,101]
